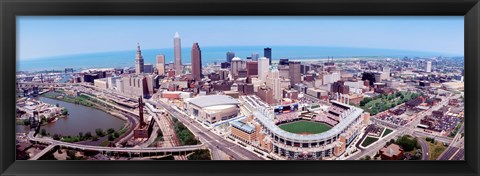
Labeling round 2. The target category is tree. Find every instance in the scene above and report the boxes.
[113,132,120,138]
[78,132,84,140]
[40,115,47,124]
[396,135,417,152]
[92,136,99,141]
[61,108,68,115]
[40,129,47,136]
[365,155,371,160]
[107,128,115,134]
[55,103,60,107]
[108,134,115,141]
[53,134,61,140]
[84,132,92,139]
[67,150,76,159]
[95,128,105,137]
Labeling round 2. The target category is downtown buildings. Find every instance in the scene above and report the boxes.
[174,32,182,75]
[191,43,202,81]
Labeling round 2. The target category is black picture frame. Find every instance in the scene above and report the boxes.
[1,0,479,176]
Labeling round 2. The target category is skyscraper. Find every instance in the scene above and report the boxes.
[174,32,182,75]
[251,52,259,61]
[246,61,258,77]
[191,43,202,81]
[289,61,301,87]
[426,61,432,73]
[231,57,242,78]
[267,68,282,103]
[156,54,165,75]
[264,47,272,65]
[258,57,270,82]
[135,43,144,74]
[226,51,235,62]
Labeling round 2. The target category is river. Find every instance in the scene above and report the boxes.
[16,97,125,137]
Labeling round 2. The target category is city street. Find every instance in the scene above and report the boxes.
[149,100,263,160]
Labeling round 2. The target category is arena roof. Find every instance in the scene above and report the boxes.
[186,95,240,108]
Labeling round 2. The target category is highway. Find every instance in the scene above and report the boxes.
[437,123,465,160]
[29,144,56,160]
[149,100,264,160]
[27,131,206,160]
[416,138,430,160]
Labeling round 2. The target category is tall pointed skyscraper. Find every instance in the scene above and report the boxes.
[135,43,144,74]
[191,42,202,81]
[174,32,182,75]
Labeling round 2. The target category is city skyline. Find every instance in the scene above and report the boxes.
[17,16,464,60]
[15,16,464,161]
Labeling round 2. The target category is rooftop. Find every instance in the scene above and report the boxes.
[231,120,255,134]
[186,95,239,108]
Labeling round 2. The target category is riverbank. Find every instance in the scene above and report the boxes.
[24,92,127,144]
[42,91,129,123]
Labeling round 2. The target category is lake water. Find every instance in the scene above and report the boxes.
[18,46,455,71]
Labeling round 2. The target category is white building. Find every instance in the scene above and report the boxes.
[258,57,270,82]
[323,72,341,85]
[344,80,364,89]
[267,69,282,103]
[231,57,242,78]
[426,61,432,73]
[94,78,108,89]
[107,76,121,90]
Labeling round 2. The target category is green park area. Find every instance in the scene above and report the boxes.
[359,91,421,115]
[425,137,447,160]
[361,136,379,147]
[382,128,393,137]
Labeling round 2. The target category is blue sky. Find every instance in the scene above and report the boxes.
[17,16,464,60]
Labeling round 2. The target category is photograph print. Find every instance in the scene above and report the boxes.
[15,16,465,161]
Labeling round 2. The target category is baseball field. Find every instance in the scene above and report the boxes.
[278,120,332,134]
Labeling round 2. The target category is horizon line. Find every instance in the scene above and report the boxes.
[19,45,464,61]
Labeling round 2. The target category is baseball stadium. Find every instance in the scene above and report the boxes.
[241,95,369,160]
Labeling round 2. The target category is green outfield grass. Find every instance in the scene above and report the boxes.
[278,121,332,134]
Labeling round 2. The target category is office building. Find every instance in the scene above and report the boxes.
[174,32,182,75]
[144,64,154,74]
[94,78,108,89]
[156,54,165,75]
[264,47,272,65]
[227,51,235,63]
[135,43,145,74]
[121,74,148,98]
[426,61,432,73]
[267,69,282,103]
[231,57,242,78]
[246,61,258,77]
[279,59,289,66]
[191,42,202,81]
[258,57,270,82]
[230,120,257,144]
[289,61,301,87]
[251,52,259,61]
[323,72,341,85]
